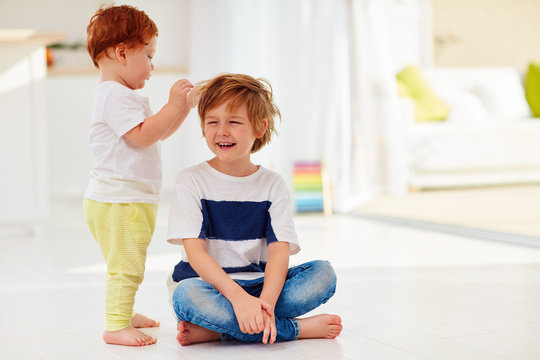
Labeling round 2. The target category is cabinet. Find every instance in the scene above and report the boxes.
[0,30,64,230]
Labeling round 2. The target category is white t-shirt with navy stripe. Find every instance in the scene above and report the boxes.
[167,161,300,284]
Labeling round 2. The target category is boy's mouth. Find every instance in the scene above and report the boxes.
[218,142,235,149]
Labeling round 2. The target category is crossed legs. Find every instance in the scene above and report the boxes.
[172,260,343,345]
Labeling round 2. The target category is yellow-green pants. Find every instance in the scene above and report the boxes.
[83,198,158,331]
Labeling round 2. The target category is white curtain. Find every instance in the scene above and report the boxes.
[187,0,408,213]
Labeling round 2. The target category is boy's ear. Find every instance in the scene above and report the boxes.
[256,118,268,138]
[114,44,128,64]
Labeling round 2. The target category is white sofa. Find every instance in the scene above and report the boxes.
[404,67,540,189]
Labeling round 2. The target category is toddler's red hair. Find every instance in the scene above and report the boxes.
[86,4,158,68]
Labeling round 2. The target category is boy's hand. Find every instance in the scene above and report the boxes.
[261,309,277,344]
[231,293,273,335]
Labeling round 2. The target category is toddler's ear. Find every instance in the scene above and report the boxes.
[114,44,128,64]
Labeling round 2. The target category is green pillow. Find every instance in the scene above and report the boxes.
[396,65,449,122]
[525,62,540,117]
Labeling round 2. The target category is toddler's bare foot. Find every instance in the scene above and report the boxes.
[176,321,221,346]
[103,325,157,346]
[298,314,343,339]
[131,313,160,328]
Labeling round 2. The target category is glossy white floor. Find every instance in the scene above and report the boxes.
[2,198,540,359]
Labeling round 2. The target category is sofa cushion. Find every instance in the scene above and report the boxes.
[396,65,449,122]
[435,90,490,123]
[525,62,540,117]
[424,67,530,119]
[473,70,530,118]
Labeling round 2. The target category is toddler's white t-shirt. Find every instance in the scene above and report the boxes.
[85,81,162,204]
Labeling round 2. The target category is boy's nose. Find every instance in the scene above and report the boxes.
[217,124,229,136]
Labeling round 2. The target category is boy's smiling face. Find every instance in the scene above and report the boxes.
[204,100,266,176]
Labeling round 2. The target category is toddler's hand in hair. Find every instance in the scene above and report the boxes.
[168,79,195,112]
[186,84,202,109]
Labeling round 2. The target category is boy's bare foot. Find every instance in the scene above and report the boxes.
[131,313,160,328]
[297,314,343,339]
[103,325,157,346]
[176,321,221,346]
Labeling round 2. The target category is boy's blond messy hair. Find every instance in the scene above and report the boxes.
[197,73,281,153]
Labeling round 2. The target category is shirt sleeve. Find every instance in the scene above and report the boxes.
[103,86,147,137]
[267,176,301,255]
[167,175,205,245]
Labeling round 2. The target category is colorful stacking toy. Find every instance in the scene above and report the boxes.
[292,161,331,215]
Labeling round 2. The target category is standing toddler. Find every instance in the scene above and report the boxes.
[83,4,198,346]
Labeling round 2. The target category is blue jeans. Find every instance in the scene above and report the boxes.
[172,260,337,342]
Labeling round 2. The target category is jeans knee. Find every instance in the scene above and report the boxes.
[313,260,337,296]
[275,260,337,318]
[173,279,236,326]
[173,279,205,317]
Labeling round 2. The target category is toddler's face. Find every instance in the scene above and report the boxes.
[122,37,156,90]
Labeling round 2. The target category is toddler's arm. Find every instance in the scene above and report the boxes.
[124,79,198,147]
[183,238,273,335]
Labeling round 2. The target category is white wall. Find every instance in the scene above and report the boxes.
[0,0,190,68]
[432,0,540,68]
[0,0,98,44]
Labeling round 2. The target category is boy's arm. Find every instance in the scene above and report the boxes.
[183,237,273,335]
[259,241,290,344]
[260,241,290,308]
[124,79,196,147]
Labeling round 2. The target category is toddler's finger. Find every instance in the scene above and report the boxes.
[187,87,201,107]
[174,78,191,86]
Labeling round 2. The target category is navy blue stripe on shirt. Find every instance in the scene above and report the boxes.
[198,199,277,243]
[172,260,266,282]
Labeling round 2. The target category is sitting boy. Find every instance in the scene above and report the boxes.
[166,73,342,345]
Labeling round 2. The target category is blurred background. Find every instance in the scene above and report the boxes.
[2,0,540,240]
